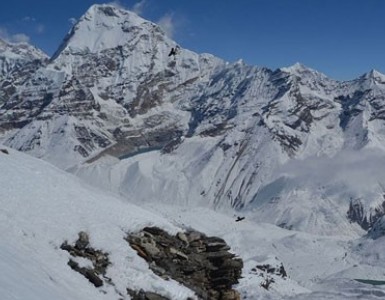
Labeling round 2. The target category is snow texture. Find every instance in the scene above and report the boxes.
[1,147,385,299]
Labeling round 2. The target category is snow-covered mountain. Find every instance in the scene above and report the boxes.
[2,146,385,300]
[0,38,48,110]
[2,3,385,239]
[0,38,48,77]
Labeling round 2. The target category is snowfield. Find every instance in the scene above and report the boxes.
[0,147,195,299]
[2,147,385,299]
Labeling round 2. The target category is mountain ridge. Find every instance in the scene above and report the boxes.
[1,4,385,236]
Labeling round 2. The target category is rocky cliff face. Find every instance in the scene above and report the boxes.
[0,39,48,120]
[0,4,223,167]
[1,4,385,235]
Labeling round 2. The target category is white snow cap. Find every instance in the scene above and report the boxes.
[280,62,323,76]
[0,37,48,60]
[363,69,385,82]
[54,4,162,55]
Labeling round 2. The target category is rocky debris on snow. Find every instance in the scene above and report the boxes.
[260,277,275,290]
[127,288,171,300]
[252,263,287,278]
[126,227,243,300]
[0,148,9,154]
[61,231,110,287]
[249,260,288,291]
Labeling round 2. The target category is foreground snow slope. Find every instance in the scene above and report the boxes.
[0,147,196,299]
[2,147,385,299]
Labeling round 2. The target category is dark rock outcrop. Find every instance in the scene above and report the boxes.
[127,227,243,300]
[127,288,171,300]
[252,263,287,278]
[347,198,385,230]
[250,261,288,291]
[60,231,110,287]
[0,148,9,154]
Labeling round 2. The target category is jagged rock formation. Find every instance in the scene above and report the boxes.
[0,39,48,129]
[348,198,385,230]
[60,228,242,299]
[0,39,48,94]
[127,227,243,300]
[1,4,385,235]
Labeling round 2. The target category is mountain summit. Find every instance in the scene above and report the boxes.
[53,4,167,57]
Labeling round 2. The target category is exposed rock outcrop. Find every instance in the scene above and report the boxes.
[249,258,288,291]
[368,216,385,239]
[0,148,9,154]
[126,288,171,300]
[255,263,286,290]
[127,227,243,300]
[347,198,385,230]
[60,231,110,287]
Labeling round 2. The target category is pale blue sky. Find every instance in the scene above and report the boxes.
[1,0,384,80]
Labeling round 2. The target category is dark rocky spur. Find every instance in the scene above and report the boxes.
[127,227,243,300]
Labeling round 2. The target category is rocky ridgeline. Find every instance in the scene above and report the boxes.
[127,227,243,300]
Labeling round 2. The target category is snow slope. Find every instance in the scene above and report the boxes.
[2,147,385,299]
[0,147,196,299]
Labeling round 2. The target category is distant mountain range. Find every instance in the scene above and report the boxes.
[2,4,385,237]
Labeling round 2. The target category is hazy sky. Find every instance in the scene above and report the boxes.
[1,0,384,80]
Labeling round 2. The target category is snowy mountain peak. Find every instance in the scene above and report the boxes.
[0,38,48,96]
[84,4,146,28]
[53,3,167,56]
[279,62,330,83]
[364,69,385,82]
[280,62,314,74]
[0,37,48,61]
[353,69,385,90]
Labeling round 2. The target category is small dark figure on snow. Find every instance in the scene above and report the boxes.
[168,47,176,57]
[168,45,180,58]
[0,149,9,155]
[235,216,245,222]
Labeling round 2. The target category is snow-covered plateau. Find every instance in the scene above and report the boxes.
[2,3,385,299]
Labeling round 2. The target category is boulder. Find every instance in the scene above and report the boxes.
[61,232,110,288]
[127,227,243,299]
